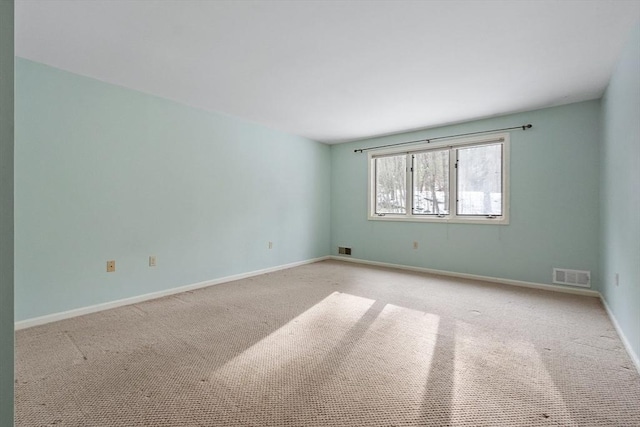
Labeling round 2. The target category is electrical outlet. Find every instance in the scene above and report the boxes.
[106,260,115,272]
[615,273,619,286]
[149,256,156,267]
[413,241,418,249]
[268,241,273,249]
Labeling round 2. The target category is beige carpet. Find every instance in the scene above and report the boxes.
[15,260,640,426]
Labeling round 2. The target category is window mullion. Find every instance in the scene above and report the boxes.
[451,148,458,219]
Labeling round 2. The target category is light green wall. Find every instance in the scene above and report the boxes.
[14,58,331,321]
[0,1,14,425]
[601,23,640,363]
[330,101,601,288]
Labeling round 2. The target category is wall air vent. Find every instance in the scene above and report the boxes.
[338,247,352,256]
[553,268,591,288]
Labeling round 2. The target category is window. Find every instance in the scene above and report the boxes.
[369,133,509,224]
[375,154,407,214]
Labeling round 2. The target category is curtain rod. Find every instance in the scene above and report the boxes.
[354,124,533,153]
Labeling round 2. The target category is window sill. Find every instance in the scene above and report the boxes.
[368,215,509,225]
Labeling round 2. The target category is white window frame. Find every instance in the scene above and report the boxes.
[368,133,510,225]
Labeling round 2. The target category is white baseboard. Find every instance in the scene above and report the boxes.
[328,255,600,297]
[599,295,640,374]
[16,253,638,375]
[15,256,330,330]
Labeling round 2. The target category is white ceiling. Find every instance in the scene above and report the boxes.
[15,0,640,144]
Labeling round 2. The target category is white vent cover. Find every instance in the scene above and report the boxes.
[553,268,591,287]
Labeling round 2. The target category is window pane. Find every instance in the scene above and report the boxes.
[457,144,502,216]
[412,150,449,215]
[375,155,406,214]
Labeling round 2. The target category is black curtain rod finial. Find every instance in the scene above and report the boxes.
[523,124,533,130]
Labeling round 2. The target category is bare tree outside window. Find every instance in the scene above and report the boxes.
[413,150,449,215]
[375,155,406,214]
